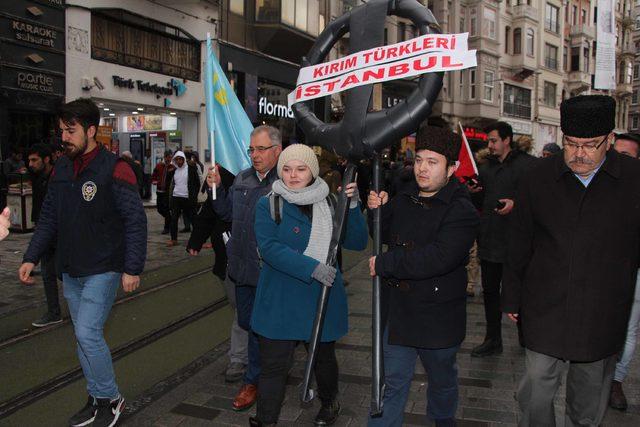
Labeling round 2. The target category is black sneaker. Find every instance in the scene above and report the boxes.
[471,338,503,358]
[314,400,340,426]
[32,312,63,328]
[93,396,125,427]
[68,395,96,426]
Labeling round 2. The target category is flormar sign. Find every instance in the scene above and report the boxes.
[288,32,476,106]
[258,97,294,119]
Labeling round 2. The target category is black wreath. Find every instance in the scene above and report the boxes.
[292,0,444,161]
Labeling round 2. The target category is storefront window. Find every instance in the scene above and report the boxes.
[281,0,295,26]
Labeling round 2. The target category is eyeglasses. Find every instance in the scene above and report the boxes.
[247,145,277,155]
[562,135,608,153]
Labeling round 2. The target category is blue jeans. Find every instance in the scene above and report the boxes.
[368,329,459,426]
[615,271,640,382]
[236,284,260,385]
[63,272,121,399]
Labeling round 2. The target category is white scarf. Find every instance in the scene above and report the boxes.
[271,178,332,263]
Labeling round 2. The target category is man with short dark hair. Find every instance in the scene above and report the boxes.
[367,125,479,427]
[26,143,61,327]
[468,121,536,357]
[608,131,640,411]
[19,98,147,427]
[503,95,640,426]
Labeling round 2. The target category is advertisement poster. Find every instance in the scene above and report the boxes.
[96,126,112,149]
[144,115,162,131]
[127,115,145,132]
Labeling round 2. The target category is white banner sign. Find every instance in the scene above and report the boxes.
[288,33,476,107]
[594,0,616,90]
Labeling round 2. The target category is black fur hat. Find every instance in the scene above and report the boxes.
[415,125,462,163]
[560,95,616,138]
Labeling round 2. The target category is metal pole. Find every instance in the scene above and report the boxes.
[370,154,384,416]
[301,164,357,403]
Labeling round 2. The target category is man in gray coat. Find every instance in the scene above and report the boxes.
[502,95,640,426]
[206,125,282,412]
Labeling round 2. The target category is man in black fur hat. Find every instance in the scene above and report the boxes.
[367,125,479,427]
[502,95,640,426]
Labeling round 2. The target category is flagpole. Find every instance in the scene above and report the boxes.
[206,32,217,200]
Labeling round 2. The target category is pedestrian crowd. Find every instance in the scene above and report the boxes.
[6,93,640,427]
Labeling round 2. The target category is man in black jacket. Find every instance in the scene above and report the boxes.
[469,121,536,357]
[18,98,147,427]
[502,95,640,426]
[367,125,479,427]
[26,143,61,327]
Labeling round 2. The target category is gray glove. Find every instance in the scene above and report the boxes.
[312,263,337,287]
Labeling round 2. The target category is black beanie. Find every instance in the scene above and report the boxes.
[415,125,462,163]
[560,95,616,138]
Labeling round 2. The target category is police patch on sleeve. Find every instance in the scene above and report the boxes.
[82,181,98,201]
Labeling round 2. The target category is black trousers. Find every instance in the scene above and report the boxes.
[170,196,193,240]
[480,260,503,340]
[41,246,60,316]
[156,191,170,230]
[257,335,338,424]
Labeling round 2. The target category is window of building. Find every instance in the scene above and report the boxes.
[470,69,476,99]
[230,0,244,15]
[505,26,511,53]
[627,61,633,83]
[636,16,640,30]
[91,10,200,81]
[632,115,639,130]
[526,28,535,56]
[632,90,638,104]
[571,46,580,71]
[544,43,558,70]
[514,28,522,54]
[581,9,587,24]
[484,70,494,102]
[563,44,568,70]
[545,3,559,33]
[459,70,465,100]
[583,44,589,71]
[483,8,496,39]
[470,8,477,36]
[503,84,532,119]
[572,5,577,25]
[460,7,466,32]
[564,4,569,22]
[634,64,639,80]
[398,22,406,42]
[544,81,556,107]
[619,61,626,83]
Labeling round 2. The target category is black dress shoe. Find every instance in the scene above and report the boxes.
[471,338,503,358]
[249,416,276,426]
[314,400,340,426]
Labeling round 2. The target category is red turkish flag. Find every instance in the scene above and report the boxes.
[454,122,478,182]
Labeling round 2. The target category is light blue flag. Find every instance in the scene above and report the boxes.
[205,34,252,175]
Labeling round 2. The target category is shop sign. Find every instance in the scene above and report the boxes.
[463,127,487,141]
[112,75,186,97]
[6,18,61,50]
[258,96,294,119]
[1,66,64,95]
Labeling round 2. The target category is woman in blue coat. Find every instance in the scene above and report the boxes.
[250,144,368,427]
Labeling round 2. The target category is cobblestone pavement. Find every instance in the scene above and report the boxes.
[0,208,196,318]
[123,256,640,426]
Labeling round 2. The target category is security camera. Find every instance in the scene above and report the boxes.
[94,77,105,91]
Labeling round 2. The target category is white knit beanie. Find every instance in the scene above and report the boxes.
[277,144,319,178]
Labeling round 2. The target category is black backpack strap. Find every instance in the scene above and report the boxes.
[267,191,283,225]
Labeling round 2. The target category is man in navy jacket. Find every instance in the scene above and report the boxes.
[19,98,147,427]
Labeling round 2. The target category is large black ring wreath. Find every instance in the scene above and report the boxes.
[292,0,444,161]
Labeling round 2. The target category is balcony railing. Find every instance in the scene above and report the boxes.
[569,24,596,39]
[503,102,531,119]
[545,57,558,70]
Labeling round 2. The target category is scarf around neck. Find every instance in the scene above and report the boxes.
[271,178,332,263]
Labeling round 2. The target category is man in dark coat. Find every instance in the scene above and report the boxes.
[26,144,61,327]
[367,125,479,427]
[468,121,536,357]
[502,95,640,426]
[19,98,147,427]
[165,150,200,246]
[206,125,282,411]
